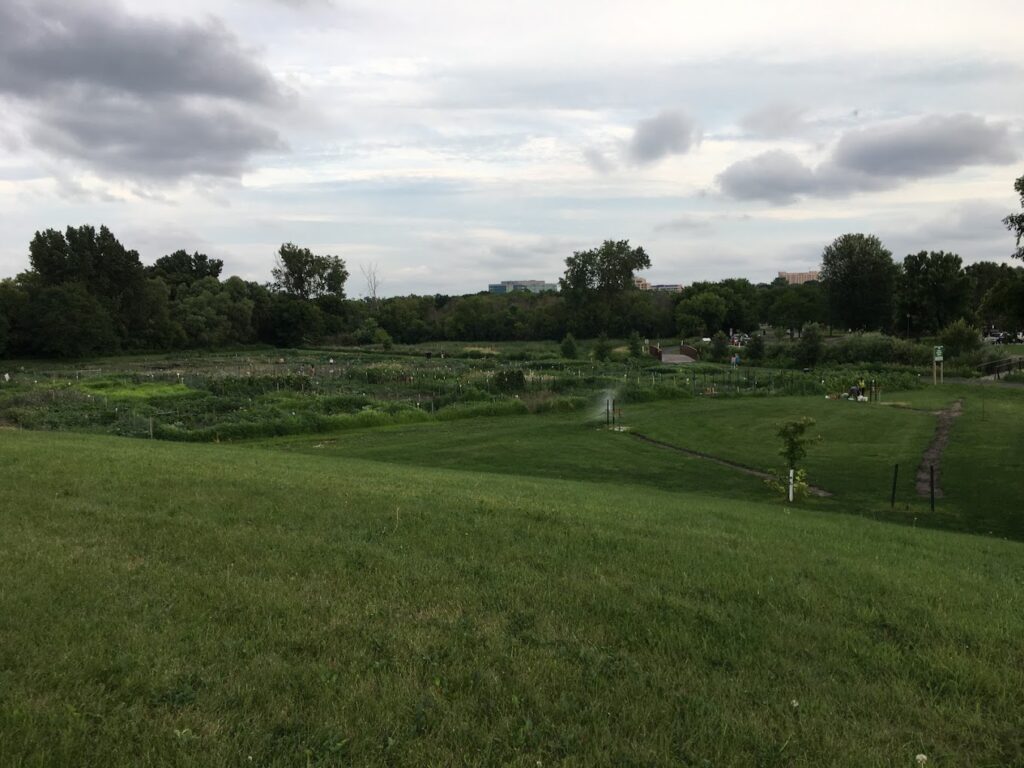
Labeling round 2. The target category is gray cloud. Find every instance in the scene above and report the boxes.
[654,212,752,233]
[266,0,335,6]
[31,98,284,180]
[911,200,1012,243]
[0,0,285,180]
[654,213,714,233]
[717,150,820,204]
[718,114,1018,204]
[831,113,1016,178]
[740,103,807,138]
[582,147,615,174]
[628,110,700,164]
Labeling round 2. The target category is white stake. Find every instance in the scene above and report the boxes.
[788,468,795,503]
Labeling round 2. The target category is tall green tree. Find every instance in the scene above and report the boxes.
[896,251,969,336]
[820,234,897,332]
[1004,173,1024,260]
[676,290,727,336]
[271,243,349,300]
[25,225,165,347]
[23,283,118,357]
[148,250,224,297]
[980,270,1024,332]
[560,240,650,336]
[965,261,1015,323]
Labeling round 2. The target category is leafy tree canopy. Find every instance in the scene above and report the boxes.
[820,233,897,332]
[271,243,349,300]
[897,251,969,336]
[149,250,224,291]
[560,240,650,297]
[1004,174,1024,260]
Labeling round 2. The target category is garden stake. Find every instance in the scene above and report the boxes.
[890,463,898,509]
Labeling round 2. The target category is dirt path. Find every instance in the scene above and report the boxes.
[915,399,963,498]
[630,432,833,497]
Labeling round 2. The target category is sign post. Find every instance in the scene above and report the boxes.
[933,346,944,385]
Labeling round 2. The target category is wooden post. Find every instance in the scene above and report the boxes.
[890,463,899,509]
[930,465,935,512]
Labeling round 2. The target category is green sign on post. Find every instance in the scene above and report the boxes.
[933,345,944,362]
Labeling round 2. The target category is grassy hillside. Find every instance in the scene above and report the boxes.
[1,431,1022,767]
[266,384,1024,541]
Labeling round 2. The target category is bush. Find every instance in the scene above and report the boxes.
[940,318,981,358]
[493,368,526,393]
[592,333,612,362]
[794,323,824,367]
[711,332,729,362]
[560,333,578,359]
[628,330,643,358]
[373,328,393,350]
[746,333,765,362]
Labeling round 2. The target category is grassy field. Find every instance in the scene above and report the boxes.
[1,430,1023,767]
[3,349,1024,765]
[265,383,1024,541]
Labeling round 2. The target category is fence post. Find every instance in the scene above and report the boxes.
[788,469,794,503]
[890,463,898,509]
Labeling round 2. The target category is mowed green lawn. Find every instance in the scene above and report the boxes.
[628,385,1024,540]
[1,430,1023,767]
[267,384,1024,541]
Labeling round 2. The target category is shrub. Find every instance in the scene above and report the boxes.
[373,328,393,350]
[711,331,729,362]
[746,333,765,362]
[794,323,824,367]
[628,330,643,358]
[940,318,981,358]
[765,468,812,502]
[493,368,526,392]
[560,333,578,359]
[592,333,612,362]
[778,416,818,470]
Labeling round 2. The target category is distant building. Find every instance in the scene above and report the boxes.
[778,270,820,285]
[488,280,558,294]
[633,277,683,292]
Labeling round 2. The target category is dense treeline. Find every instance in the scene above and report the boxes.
[1,174,1023,359]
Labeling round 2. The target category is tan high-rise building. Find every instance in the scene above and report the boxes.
[778,270,820,285]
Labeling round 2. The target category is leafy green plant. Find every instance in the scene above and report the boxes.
[778,416,818,470]
[765,467,811,502]
[711,331,729,362]
[940,318,981,358]
[560,333,578,359]
[628,330,643,358]
[794,323,824,367]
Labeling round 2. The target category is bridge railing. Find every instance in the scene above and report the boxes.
[978,356,1024,378]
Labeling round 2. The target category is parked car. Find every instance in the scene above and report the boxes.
[985,331,1016,344]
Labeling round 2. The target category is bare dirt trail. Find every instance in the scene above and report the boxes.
[630,431,833,497]
[915,399,963,498]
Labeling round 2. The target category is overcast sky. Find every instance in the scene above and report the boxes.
[1,0,1022,296]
